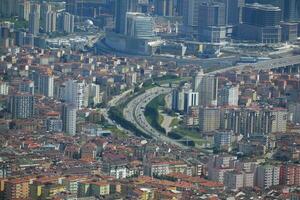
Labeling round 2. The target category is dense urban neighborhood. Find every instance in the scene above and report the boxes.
[0,0,299,199]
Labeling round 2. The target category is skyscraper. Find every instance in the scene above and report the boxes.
[218,84,239,106]
[19,79,35,95]
[283,0,300,22]
[9,93,35,119]
[182,0,201,38]
[125,12,155,39]
[199,107,221,132]
[44,11,57,33]
[29,4,40,36]
[62,12,75,33]
[214,130,234,151]
[61,104,77,135]
[193,69,204,92]
[154,0,174,16]
[256,165,280,189]
[0,0,18,18]
[115,0,138,34]
[39,73,54,98]
[220,107,287,137]
[198,2,226,42]
[41,2,52,29]
[237,3,282,43]
[223,0,245,25]
[193,70,218,107]
[183,90,199,112]
[243,3,282,27]
[18,0,31,21]
[288,103,300,124]
[171,88,185,112]
[64,79,89,110]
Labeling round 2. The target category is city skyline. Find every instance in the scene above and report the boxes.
[0,0,299,199]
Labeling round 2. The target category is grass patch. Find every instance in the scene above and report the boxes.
[144,94,166,134]
[104,125,128,138]
[108,106,152,139]
[172,126,208,146]
[170,118,180,127]
[158,113,164,124]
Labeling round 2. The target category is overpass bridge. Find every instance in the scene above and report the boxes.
[210,55,300,75]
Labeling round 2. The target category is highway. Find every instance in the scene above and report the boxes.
[96,38,239,67]
[123,87,188,148]
[209,55,300,75]
[106,55,300,149]
[101,89,134,133]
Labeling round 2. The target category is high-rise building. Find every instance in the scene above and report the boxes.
[43,11,57,33]
[224,171,244,190]
[183,90,199,113]
[193,70,218,107]
[220,107,287,137]
[4,179,30,200]
[193,69,204,92]
[125,12,155,39]
[208,155,237,183]
[0,0,18,18]
[250,0,284,20]
[0,82,9,95]
[39,73,54,97]
[29,4,41,36]
[19,79,35,95]
[288,103,300,124]
[30,70,54,97]
[0,160,11,178]
[184,106,200,127]
[214,130,234,151]
[281,22,298,42]
[88,83,101,106]
[199,107,221,132]
[198,1,226,42]
[283,0,300,22]
[171,88,185,112]
[41,2,52,19]
[280,164,300,186]
[125,72,137,86]
[115,0,138,34]
[243,3,282,27]
[64,79,89,109]
[46,118,63,132]
[218,84,239,106]
[18,0,31,21]
[223,0,245,25]
[65,0,77,15]
[220,107,241,134]
[154,0,174,16]
[256,165,280,189]
[62,12,75,33]
[9,93,35,119]
[237,3,282,43]
[182,0,201,38]
[61,104,77,135]
[240,108,268,137]
[270,108,287,133]
[41,2,52,29]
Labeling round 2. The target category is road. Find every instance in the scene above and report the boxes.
[105,55,300,148]
[209,55,300,75]
[101,89,134,133]
[96,38,238,67]
[123,87,188,148]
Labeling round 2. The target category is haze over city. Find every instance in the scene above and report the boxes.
[0,0,299,199]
